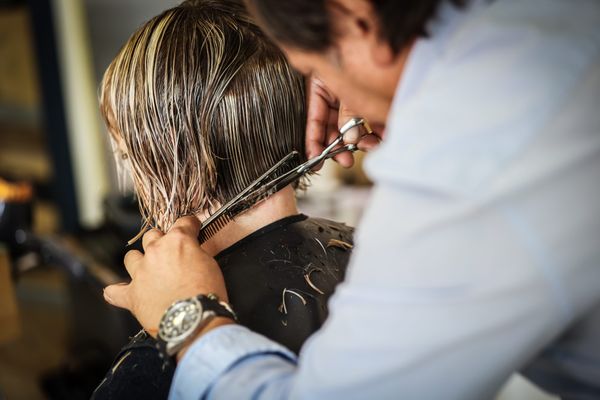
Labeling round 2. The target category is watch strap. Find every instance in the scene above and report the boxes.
[202,293,238,321]
[155,293,236,363]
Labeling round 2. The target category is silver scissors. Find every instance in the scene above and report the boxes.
[243,116,374,200]
[298,117,373,173]
[198,117,372,242]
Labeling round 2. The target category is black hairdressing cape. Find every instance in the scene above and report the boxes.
[92,214,353,399]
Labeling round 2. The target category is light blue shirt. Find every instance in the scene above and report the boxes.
[170,0,600,398]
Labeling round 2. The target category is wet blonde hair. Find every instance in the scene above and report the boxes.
[100,0,306,235]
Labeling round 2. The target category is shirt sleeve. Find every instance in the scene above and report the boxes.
[169,324,297,400]
[169,175,600,400]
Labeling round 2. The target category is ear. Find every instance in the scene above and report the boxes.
[329,0,396,67]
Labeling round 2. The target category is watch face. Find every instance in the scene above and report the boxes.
[158,298,203,342]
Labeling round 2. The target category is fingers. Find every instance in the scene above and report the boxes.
[124,249,143,277]
[305,102,330,159]
[356,134,381,152]
[306,77,338,160]
[333,104,361,168]
[169,215,201,237]
[142,228,163,250]
[337,104,362,144]
[304,76,380,169]
[332,149,355,168]
[103,283,131,310]
[369,123,386,142]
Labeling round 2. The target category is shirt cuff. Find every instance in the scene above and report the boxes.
[169,324,297,400]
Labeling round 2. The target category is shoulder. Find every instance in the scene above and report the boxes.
[368,0,600,197]
[296,217,354,241]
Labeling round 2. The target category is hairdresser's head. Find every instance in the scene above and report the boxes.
[245,0,464,125]
[100,0,306,231]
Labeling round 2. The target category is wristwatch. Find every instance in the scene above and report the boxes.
[156,293,237,359]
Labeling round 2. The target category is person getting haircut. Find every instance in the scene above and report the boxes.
[100,0,307,234]
[93,1,354,399]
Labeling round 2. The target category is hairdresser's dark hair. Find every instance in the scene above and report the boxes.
[100,0,307,233]
[245,0,465,54]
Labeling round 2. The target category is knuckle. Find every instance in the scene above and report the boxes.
[169,227,186,237]
[144,228,158,236]
[144,238,159,250]
[168,229,190,244]
[143,229,161,242]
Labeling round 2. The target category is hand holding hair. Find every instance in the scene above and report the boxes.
[103,216,234,340]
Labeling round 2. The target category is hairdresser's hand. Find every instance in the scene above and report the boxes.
[305,76,383,169]
[103,216,233,339]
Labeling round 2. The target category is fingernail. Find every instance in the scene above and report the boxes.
[343,127,360,144]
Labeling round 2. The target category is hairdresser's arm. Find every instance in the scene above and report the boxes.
[104,185,562,400]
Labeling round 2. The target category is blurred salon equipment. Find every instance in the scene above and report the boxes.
[0,0,177,396]
[1,0,376,398]
[0,177,146,398]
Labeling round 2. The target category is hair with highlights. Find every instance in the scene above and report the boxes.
[100,0,307,235]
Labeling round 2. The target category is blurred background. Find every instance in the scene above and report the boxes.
[0,0,557,399]
[0,0,370,398]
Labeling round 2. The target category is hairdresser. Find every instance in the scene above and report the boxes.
[103,0,600,398]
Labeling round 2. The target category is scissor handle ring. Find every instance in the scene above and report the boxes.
[339,117,365,135]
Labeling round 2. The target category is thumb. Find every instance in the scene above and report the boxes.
[332,104,359,168]
[103,283,132,310]
[338,104,362,144]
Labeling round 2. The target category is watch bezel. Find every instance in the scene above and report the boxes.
[158,297,204,343]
